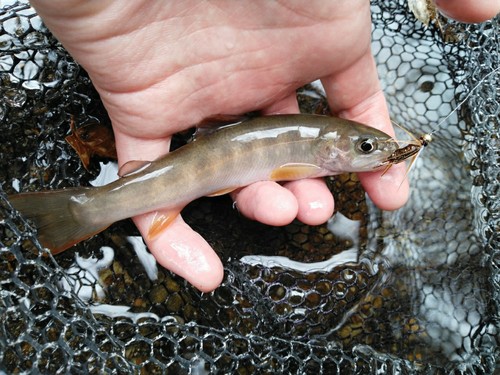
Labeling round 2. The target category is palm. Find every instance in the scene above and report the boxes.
[31,0,408,291]
[39,1,371,137]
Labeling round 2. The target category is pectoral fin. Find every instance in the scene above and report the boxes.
[270,163,322,181]
[147,208,182,240]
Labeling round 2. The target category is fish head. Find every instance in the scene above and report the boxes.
[317,122,399,173]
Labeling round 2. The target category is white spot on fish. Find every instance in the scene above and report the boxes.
[298,126,321,138]
[322,130,339,140]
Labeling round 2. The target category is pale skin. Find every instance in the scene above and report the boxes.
[29,0,500,291]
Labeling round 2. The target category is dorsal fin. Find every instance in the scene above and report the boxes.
[193,114,250,138]
[118,160,152,177]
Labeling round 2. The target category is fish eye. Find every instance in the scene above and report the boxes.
[356,138,377,154]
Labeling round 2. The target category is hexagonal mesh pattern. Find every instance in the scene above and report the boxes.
[1,0,499,373]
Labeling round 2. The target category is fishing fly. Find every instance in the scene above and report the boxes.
[382,65,500,179]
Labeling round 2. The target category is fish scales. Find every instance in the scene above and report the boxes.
[84,116,323,223]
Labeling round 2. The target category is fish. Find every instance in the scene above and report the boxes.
[8,114,401,254]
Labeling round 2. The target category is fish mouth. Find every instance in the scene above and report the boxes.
[350,151,392,171]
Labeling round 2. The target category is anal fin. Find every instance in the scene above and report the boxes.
[206,187,238,197]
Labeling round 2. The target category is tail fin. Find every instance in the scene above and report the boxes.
[8,188,110,254]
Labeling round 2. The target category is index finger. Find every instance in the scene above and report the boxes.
[113,125,224,292]
[321,48,409,210]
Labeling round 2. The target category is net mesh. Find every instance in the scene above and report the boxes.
[1,0,499,373]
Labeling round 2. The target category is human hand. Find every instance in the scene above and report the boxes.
[28,0,498,291]
[434,0,500,23]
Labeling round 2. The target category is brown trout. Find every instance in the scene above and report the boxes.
[9,114,400,253]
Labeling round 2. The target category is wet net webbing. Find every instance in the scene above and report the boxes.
[0,0,499,373]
